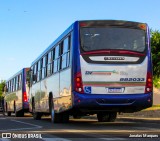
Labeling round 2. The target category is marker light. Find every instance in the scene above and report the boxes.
[80,22,87,27]
[23,91,28,102]
[74,72,84,93]
[145,72,153,93]
[139,24,146,30]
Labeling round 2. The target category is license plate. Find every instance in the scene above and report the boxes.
[108,88,124,93]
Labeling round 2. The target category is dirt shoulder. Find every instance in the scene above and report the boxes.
[118,109,160,118]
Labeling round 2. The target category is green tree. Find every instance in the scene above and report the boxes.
[0,80,5,98]
[151,30,160,87]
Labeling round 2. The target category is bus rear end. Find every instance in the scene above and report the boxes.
[23,68,30,112]
[72,20,152,121]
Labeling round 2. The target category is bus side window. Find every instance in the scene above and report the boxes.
[40,59,43,80]
[52,48,55,74]
[47,51,52,76]
[45,54,48,77]
[16,76,18,90]
[13,77,16,91]
[19,74,22,89]
[36,62,39,82]
[37,60,41,81]
[33,64,37,84]
[42,56,46,79]
[8,81,10,92]
[59,41,64,70]
[18,75,20,89]
[10,80,11,92]
[61,38,68,70]
[54,45,59,73]
[11,79,14,92]
[67,35,71,67]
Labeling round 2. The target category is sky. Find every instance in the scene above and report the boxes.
[0,0,160,80]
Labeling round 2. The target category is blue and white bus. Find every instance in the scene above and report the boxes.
[4,68,30,117]
[29,20,153,123]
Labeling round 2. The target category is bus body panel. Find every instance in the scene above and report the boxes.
[4,68,29,113]
[5,91,22,111]
[30,68,72,113]
[72,91,152,113]
[29,22,74,114]
[30,81,41,112]
[80,55,148,95]
[71,20,152,114]
[38,73,60,113]
[23,68,29,110]
[59,68,72,112]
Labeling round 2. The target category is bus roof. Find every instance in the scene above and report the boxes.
[78,20,147,28]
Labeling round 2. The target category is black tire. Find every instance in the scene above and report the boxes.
[2,107,5,116]
[14,102,24,117]
[97,112,110,122]
[61,112,69,123]
[2,110,5,116]
[32,100,42,120]
[15,110,24,117]
[108,112,117,122]
[7,112,11,116]
[6,103,11,116]
[50,97,61,123]
[50,96,69,123]
[97,112,117,122]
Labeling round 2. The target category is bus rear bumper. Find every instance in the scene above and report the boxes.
[72,92,153,113]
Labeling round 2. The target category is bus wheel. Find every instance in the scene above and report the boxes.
[108,112,117,122]
[7,112,11,116]
[6,104,11,116]
[50,99,60,123]
[51,111,69,123]
[14,102,19,117]
[32,101,42,120]
[97,112,117,122]
[15,110,24,117]
[49,95,69,123]
[97,112,110,122]
[61,112,69,123]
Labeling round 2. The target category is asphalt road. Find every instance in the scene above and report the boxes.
[0,113,160,141]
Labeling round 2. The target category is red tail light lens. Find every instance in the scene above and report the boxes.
[75,72,84,93]
[80,22,87,27]
[145,72,153,93]
[23,91,28,102]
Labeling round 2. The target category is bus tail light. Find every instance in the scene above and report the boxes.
[80,22,88,27]
[145,72,153,93]
[23,91,28,102]
[74,72,84,93]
